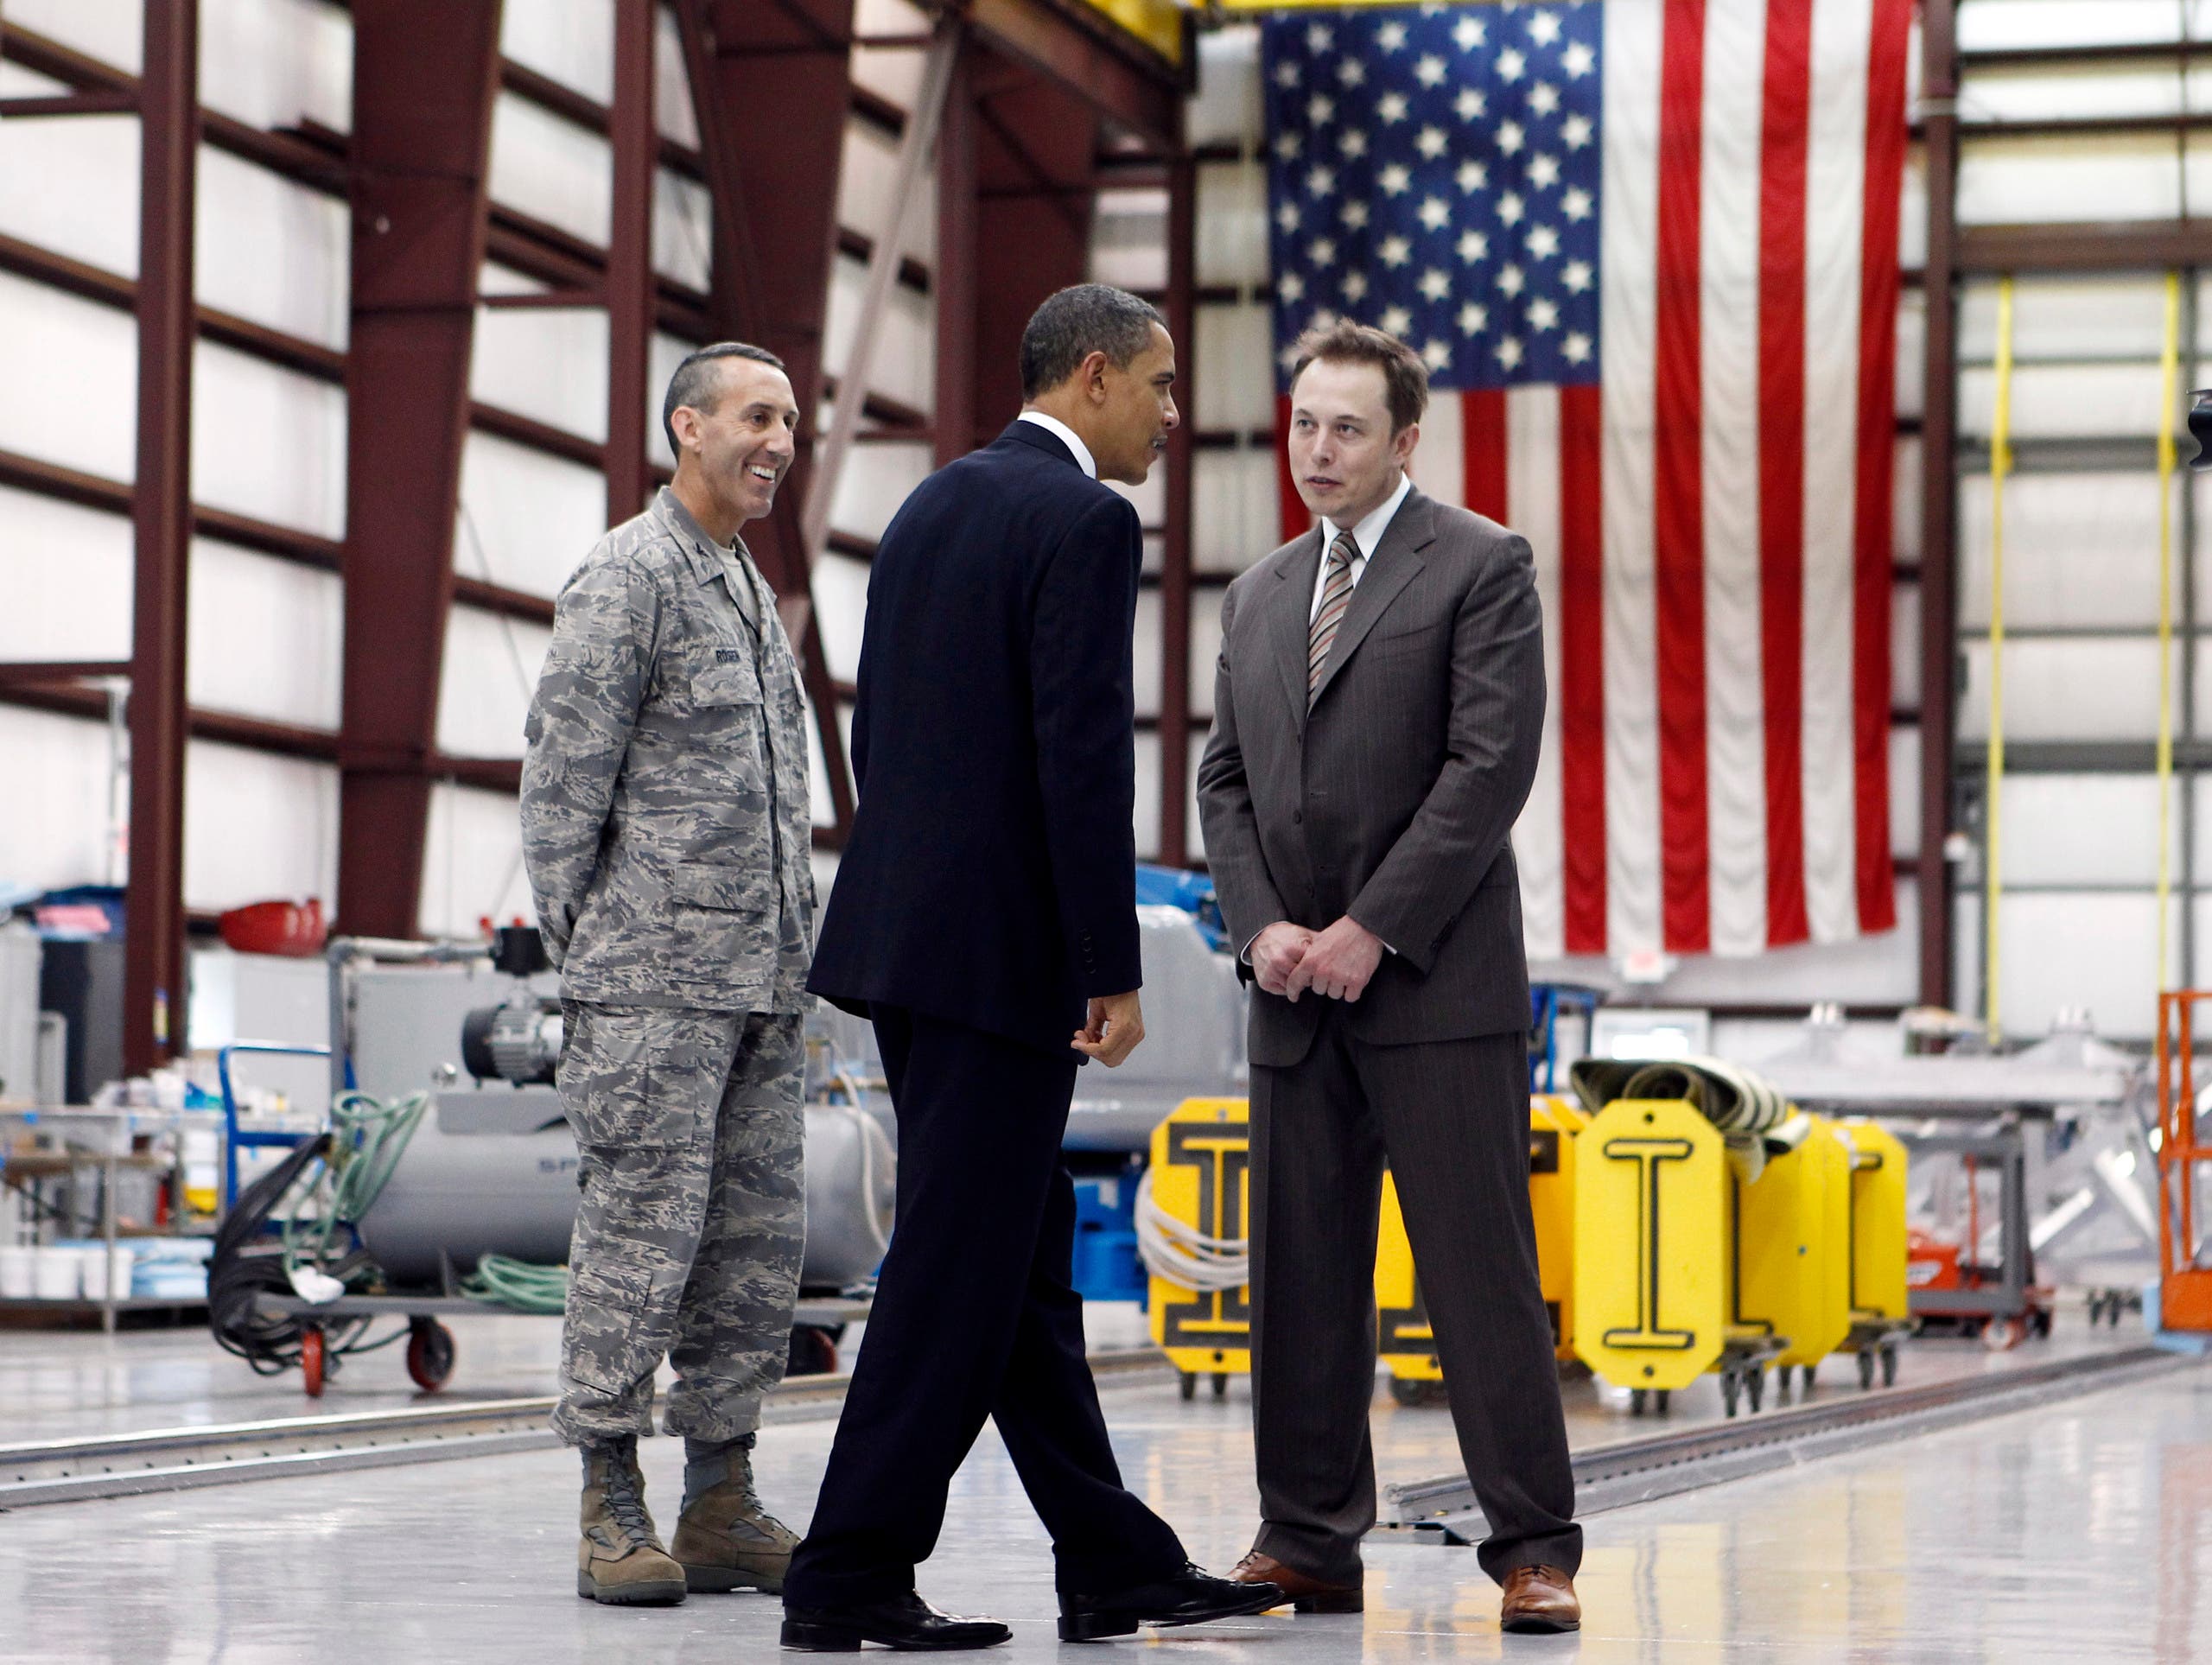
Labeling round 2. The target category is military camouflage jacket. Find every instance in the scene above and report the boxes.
[521,487,814,1012]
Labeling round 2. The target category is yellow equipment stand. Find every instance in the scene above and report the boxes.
[1377,1096,1586,1406]
[1734,1116,1854,1395]
[1145,1097,1253,1401]
[1571,1098,1729,1414]
[1837,1117,1912,1389]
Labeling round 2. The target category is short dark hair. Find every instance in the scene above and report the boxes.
[1287,321,1429,434]
[663,341,787,458]
[1018,284,1166,400]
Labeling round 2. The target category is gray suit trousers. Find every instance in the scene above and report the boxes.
[1248,1008,1581,1586]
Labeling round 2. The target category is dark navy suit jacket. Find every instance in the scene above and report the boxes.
[807,420,1145,1053]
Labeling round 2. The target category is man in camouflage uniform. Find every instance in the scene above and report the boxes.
[520,341,816,1607]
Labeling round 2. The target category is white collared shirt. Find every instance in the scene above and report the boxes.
[1017,410,1097,480]
[1309,471,1413,623]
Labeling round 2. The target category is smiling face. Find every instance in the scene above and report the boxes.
[1287,356,1421,528]
[1087,322,1180,486]
[670,356,800,528]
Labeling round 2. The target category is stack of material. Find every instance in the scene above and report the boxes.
[1569,1058,1797,1181]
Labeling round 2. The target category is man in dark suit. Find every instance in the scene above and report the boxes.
[783,284,1281,1652]
[1198,322,1582,1634]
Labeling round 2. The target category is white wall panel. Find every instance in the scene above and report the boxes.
[0,707,118,890]
[1898,145,1926,270]
[190,340,347,537]
[1197,160,1270,288]
[2190,777,2212,889]
[1132,730,1160,862]
[3,1,143,72]
[1193,447,1281,570]
[1893,436,1921,566]
[653,2,702,148]
[804,693,836,827]
[1999,774,2160,887]
[1959,637,2158,742]
[1957,135,2178,226]
[0,115,137,276]
[1961,65,2189,124]
[1958,473,2175,631]
[1091,188,1168,292]
[831,442,933,545]
[490,92,613,248]
[1957,362,2164,441]
[1889,726,1919,861]
[811,550,871,687]
[1892,289,1924,421]
[0,488,131,662]
[419,783,532,941]
[1132,589,1162,720]
[435,606,552,759]
[1190,588,1225,720]
[196,145,349,348]
[1195,303,1274,430]
[501,0,613,103]
[836,120,936,268]
[182,740,338,912]
[456,431,607,599]
[199,0,352,133]
[654,167,713,291]
[823,256,936,413]
[1957,889,2173,1041]
[472,302,610,442]
[1958,0,2192,50]
[0,272,137,481]
[852,0,932,111]
[1108,467,1166,531]
[1192,25,1262,151]
[1891,579,1921,709]
[185,538,342,730]
[1964,275,2166,363]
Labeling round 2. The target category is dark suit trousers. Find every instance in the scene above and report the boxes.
[1249,1008,1581,1586]
[783,1007,1187,1606]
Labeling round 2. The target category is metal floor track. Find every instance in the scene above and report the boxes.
[1,1348,1174,1509]
[1382,1344,2187,1541]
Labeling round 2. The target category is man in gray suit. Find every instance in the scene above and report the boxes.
[1198,321,1581,1635]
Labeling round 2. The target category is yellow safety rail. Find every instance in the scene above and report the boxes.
[1985,276,2014,1045]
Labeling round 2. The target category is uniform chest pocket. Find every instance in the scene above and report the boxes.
[694,657,763,708]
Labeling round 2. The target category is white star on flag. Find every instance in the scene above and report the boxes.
[1456,88,1486,121]
[1528,10,1563,48]
[1495,335,1524,369]
[1415,54,1446,87]
[1457,160,1488,193]
[1422,339,1452,371]
[1419,195,1451,231]
[1527,224,1560,260]
[1416,125,1448,159]
[1419,268,1450,301]
[1452,16,1485,50]
[1457,301,1488,335]
[1457,229,1489,263]
[1381,305,1414,336]
[1379,163,1413,195]
[1497,48,1526,82]
[1380,234,1413,267]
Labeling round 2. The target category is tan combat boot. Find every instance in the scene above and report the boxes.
[576,1438,687,1605]
[670,1439,799,1594]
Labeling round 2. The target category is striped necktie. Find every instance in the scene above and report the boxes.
[1307,529,1360,699]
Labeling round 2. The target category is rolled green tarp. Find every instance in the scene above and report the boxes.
[1567,1056,1800,1181]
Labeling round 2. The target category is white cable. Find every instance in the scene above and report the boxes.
[1135,1166,1251,1293]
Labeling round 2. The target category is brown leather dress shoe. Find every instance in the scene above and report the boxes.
[1500,1564,1580,1634]
[1230,1551,1362,1615]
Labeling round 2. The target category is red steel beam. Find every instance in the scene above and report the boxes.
[1918,0,1960,1008]
[674,0,859,836]
[1157,145,1195,869]
[124,0,198,1074]
[605,0,656,526]
[961,0,1183,153]
[338,1,504,939]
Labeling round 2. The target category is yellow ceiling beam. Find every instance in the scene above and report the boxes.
[1075,0,1186,64]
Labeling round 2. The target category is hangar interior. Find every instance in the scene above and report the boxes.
[5,0,2212,1659]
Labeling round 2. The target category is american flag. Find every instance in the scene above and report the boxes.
[1262,0,1912,959]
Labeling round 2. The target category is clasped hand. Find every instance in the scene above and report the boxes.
[1251,917,1383,1003]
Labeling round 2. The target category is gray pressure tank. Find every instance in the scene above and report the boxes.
[355,1087,895,1290]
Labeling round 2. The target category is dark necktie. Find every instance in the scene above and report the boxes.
[1307,529,1360,699]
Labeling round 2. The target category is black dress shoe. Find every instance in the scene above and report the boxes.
[1058,1562,1287,1643]
[780,1591,1010,1651]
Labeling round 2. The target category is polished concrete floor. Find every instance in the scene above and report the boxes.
[2,1305,2206,1661]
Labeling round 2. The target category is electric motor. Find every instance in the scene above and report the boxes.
[461,998,563,1084]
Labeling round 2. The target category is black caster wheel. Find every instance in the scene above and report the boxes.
[2088,1293,2107,1326]
[1179,1371,1197,1401]
[405,1317,455,1392]
[1656,1389,1671,1414]
[1881,1345,1898,1388]
[301,1325,326,1399]
[785,1324,839,1378]
[1746,1368,1765,1414]
[1857,1349,1876,1390]
[1630,1389,1647,1416]
[1211,1372,1229,1400]
[1721,1370,1740,1418]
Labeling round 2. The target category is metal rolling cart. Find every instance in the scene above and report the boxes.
[0,1105,195,1333]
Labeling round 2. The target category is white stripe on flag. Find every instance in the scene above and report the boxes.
[1600,0,1663,956]
[1412,391,1466,515]
[1802,0,1872,943]
[1700,0,1769,955]
[1509,386,1566,960]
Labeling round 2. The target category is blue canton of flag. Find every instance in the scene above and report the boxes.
[1262,2,1603,392]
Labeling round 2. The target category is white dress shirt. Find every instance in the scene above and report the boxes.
[1309,470,1414,623]
[1017,410,1097,480]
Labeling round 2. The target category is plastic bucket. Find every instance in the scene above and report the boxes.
[78,1246,131,1300]
[32,1246,80,1300]
[0,1245,33,1299]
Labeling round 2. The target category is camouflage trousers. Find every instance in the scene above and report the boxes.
[550,1001,806,1447]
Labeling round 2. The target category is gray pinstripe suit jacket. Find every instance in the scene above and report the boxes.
[1197,485,1546,1069]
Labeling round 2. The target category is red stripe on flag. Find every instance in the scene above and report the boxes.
[1559,384,1607,953]
[1274,393,1311,542]
[1758,0,1812,947]
[1851,0,1910,935]
[1461,388,1509,519]
[1654,0,1709,952]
